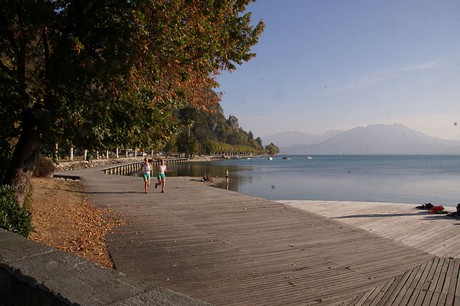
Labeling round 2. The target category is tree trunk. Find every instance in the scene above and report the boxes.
[3,120,41,207]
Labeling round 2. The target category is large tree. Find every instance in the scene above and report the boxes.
[0,0,264,204]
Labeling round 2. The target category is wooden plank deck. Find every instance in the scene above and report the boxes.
[282,201,460,259]
[282,201,460,305]
[346,257,460,305]
[64,167,460,305]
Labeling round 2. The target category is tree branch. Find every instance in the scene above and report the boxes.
[0,8,20,60]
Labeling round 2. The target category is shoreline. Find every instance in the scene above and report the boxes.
[179,155,460,208]
[280,198,459,208]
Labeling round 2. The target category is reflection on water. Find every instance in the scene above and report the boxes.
[165,155,460,206]
[168,161,248,193]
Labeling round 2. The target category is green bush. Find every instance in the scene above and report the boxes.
[0,185,33,237]
[33,157,55,177]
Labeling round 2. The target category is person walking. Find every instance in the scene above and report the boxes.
[141,157,151,193]
[155,159,167,193]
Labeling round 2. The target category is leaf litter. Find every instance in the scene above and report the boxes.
[29,178,125,268]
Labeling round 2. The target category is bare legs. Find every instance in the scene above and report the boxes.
[144,178,150,193]
[155,178,166,193]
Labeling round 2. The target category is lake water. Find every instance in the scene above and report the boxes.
[167,155,460,207]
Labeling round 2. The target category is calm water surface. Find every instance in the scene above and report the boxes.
[167,155,460,207]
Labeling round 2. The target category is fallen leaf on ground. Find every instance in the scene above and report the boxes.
[29,178,125,268]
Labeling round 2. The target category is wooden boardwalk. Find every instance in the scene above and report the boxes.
[348,257,460,306]
[283,201,460,305]
[66,167,459,305]
[283,201,460,259]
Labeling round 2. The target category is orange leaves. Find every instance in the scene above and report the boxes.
[123,0,262,112]
[29,178,125,268]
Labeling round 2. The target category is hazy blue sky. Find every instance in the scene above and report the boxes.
[217,0,460,140]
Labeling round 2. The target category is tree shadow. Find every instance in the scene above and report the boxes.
[332,211,428,219]
[331,210,460,225]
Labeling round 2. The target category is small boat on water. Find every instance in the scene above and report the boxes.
[268,156,273,160]
[307,156,313,160]
[282,156,290,160]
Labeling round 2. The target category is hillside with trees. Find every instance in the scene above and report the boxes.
[165,104,266,157]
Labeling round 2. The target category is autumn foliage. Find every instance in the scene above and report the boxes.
[0,0,264,205]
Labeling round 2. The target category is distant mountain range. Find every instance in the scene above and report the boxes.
[263,124,460,155]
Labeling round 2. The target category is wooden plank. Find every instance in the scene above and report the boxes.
[372,271,409,305]
[389,264,422,305]
[404,259,434,305]
[437,258,454,305]
[351,257,459,306]
[444,258,460,306]
[415,257,441,305]
[430,257,450,305]
[284,201,460,259]
[64,167,460,305]
[333,280,405,306]
[367,278,399,306]
[340,289,370,305]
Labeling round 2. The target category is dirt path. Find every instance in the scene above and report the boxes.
[28,178,124,268]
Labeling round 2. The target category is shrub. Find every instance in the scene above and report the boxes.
[34,157,55,177]
[0,185,33,237]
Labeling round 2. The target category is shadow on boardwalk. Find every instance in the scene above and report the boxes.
[62,166,459,305]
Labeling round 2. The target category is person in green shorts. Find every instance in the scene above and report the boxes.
[155,159,167,193]
[141,157,151,193]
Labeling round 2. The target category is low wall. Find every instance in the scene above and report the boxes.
[0,229,208,306]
